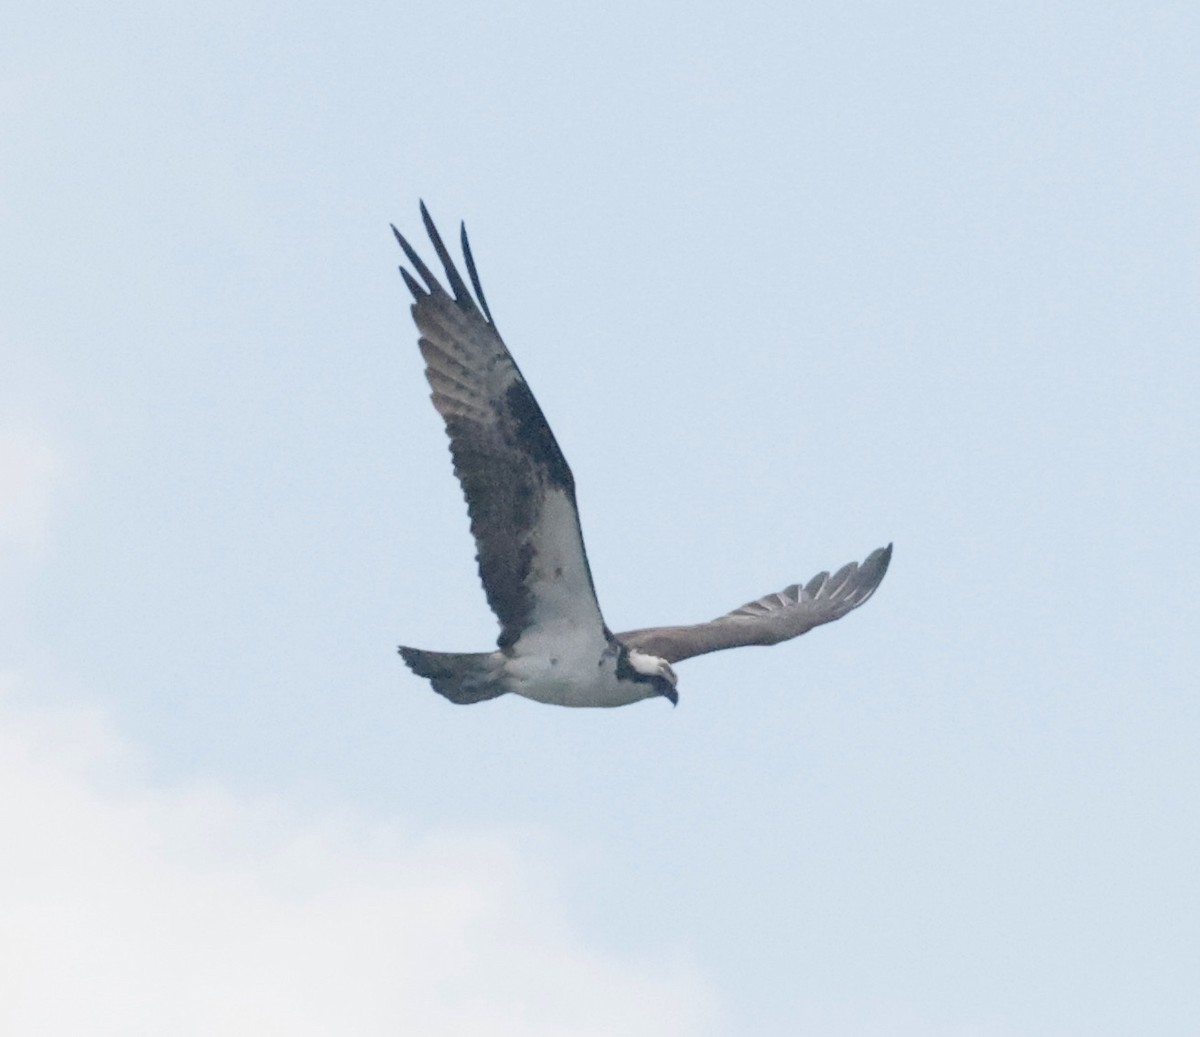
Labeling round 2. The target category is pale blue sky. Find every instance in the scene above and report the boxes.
[3,1,1198,1033]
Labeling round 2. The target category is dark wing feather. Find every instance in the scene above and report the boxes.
[394,203,605,648]
[617,544,892,664]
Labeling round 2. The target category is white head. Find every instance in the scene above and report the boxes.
[627,649,679,704]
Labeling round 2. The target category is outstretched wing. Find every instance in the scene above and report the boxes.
[393,203,606,650]
[617,544,892,664]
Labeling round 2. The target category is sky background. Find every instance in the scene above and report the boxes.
[3,1,1198,1033]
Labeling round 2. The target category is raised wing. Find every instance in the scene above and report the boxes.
[393,204,606,649]
[618,544,892,664]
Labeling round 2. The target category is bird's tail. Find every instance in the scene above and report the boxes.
[398,646,508,705]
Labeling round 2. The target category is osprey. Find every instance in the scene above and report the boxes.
[394,204,891,708]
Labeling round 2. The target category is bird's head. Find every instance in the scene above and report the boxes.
[626,648,679,706]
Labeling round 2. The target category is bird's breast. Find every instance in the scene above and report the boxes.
[501,643,656,708]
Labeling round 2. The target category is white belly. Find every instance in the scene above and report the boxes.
[501,633,657,708]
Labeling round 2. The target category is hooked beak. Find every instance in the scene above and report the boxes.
[661,686,678,707]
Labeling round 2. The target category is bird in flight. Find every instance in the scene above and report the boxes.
[393,203,891,708]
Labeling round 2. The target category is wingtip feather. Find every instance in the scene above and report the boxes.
[392,220,441,292]
[420,202,476,308]
[399,266,426,299]
[460,220,495,326]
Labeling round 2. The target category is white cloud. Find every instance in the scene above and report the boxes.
[0,681,717,1036]
[0,415,717,1035]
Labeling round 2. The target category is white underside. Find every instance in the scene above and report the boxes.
[499,625,659,708]
[487,488,663,707]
